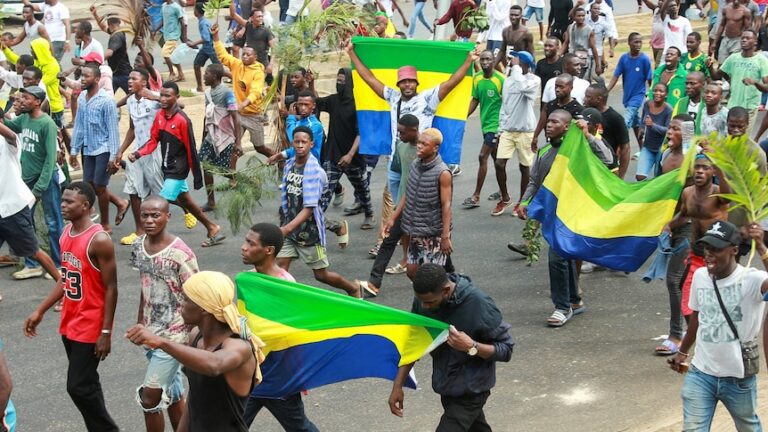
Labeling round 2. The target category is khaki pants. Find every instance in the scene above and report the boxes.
[377,185,394,244]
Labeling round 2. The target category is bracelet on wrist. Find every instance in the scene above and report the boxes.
[101,329,111,335]
[678,351,689,357]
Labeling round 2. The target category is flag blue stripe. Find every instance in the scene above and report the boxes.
[251,334,417,398]
[529,186,658,272]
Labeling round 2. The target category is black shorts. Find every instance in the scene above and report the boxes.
[482,132,497,149]
[0,206,39,257]
[83,153,112,187]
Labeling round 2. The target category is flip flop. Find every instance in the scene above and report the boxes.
[201,233,226,248]
[337,220,349,249]
[114,201,130,226]
[461,196,480,209]
[201,204,216,213]
[654,339,680,356]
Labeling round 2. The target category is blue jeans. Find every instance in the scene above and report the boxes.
[243,393,318,431]
[548,248,580,311]
[682,366,762,431]
[25,171,64,269]
[408,1,432,38]
[636,146,661,179]
[623,105,642,129]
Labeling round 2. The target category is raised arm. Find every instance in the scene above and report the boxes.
[344,39,385,99]
[90,5,109,33]
[659,0,673,20]
[438,49,480,101]
[230,1,248,27]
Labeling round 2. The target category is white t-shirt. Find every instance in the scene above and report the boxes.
[527,0,545,8]
[662,15,692,57]
[80,39,105,59]
[383,86,441,153]
[485,0,511,42]
[43,3,70,42]
[689,265,768,378]
[0,138,35,218]
[541,76,590,105]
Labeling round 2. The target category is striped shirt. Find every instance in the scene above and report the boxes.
[127,93,161,150]
[71,89,120,158]
[281,154,327,247]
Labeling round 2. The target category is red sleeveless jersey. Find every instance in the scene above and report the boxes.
[58,223,109,343]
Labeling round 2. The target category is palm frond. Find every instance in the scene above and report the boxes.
[707,134,768,267]
[98,0,150,44]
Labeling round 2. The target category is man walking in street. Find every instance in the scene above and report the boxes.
[130,195,198,432]
[4,86,64,281]
[388,263,514,431]
[161,0,187,82]
[23,181,119,432]
[24,0,70,61]
[71,64,129,235]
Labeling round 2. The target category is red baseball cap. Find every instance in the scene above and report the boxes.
[397,66,418,85]
[82,52,104,64]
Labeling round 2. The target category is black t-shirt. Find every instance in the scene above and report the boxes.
[316,94,363,168]
[536,57,563,96]
[107,32,132,77]
[599,107,630,152]
[245,24,274,67]
[545,98,584,119]
[550,0,573,31]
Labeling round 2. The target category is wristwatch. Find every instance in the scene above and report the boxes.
[467,341,478,356]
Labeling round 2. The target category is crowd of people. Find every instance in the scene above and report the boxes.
[2,0,768,430]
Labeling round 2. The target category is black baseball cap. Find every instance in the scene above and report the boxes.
[19,86,46,101]
[696,220,741,249]
[582,107,603,126]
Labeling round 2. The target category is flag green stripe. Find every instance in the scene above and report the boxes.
[236,272,448,337]
[350,36,474,74]
[554,127,684,210]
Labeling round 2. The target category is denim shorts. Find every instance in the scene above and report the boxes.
[523,6,544,23]
[482,132,497,149]
[83,153,113,187]
[636,146,660,179]
[623,105,642,129]
[159,178,189,201]
[136,348,185,413]
[193,47,219,67]
[0,206,39,257]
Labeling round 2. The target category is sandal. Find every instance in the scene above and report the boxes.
[368,243,380,258]
[356,280,378,298]
[654,338,680,356]
[487,191,501,201]
[385,263,407,274]
[571,301,587,316]
[337,220,349,249]
[547,309,573,327]
[201,233,226,248]
[461,196,480,209]
[114,201,130,226]
[360,216,375,230]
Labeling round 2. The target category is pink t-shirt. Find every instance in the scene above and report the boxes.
[249,267,296,282]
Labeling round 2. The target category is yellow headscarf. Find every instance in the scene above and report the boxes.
[183,271,266,384]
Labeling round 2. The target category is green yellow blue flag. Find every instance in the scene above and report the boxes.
[236,272,449,398]
[528,126,691,271]
[351,36,473,164]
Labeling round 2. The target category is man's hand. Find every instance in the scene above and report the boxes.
[125,324,163,349]
[668,353,688,374]
[508,55,520,67]
[94,333,111,360]
[388,386,405,417]
[517,205,528,220]
[107,159,119,174]
[446,325,474,352]
[211,23,220,40]
[468,48,480,62]
[440,235,453,254]
[267,153,283,165]
[135,36,145,50]
[338,153,353,168]
[644,115,654,127]
[23,310,44,337]
[69,155,79,168]
[595,63,603,76]
[748,222,765,246]
[382,220,394,238]
[743,77,757,86]
[306,70,315,86]
[265,64,273,75]
[113,154,123,171]
[89,4,97,15]
[233,143,243,157]
[342,38,353,55]
[530,136,538,153]
[127,152,139,163]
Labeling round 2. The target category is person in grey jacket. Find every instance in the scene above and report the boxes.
[389,263,514,431]
[384,128,453,280]
[517,109,614,327]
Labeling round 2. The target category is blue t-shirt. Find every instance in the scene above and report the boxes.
[614,52,653,108]
[198,16,213,52]
[162,2,184,41]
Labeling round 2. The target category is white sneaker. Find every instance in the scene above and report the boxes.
[13,266,44,280]
[581,262,596,273]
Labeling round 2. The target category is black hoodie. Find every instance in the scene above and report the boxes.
[316,68,364,167]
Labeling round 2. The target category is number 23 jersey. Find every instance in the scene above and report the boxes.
[59,223,109,344]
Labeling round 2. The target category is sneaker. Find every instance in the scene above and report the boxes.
[44,272,53,280]
[385,263,407,274]
[184,213,198,229]
[491,200,513,216]
[507,242,530,257]
[120,232,139,246]
[581,262,604,273]
[511,202,521,217]
[333,186,345,207]
[343,202,363,216]
[449,164,462,176]
[487,191,501,201]
[12,266,44,280]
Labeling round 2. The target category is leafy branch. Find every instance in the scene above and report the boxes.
[204,0,231,21]
[456,5,487,32]
[522,219,542,265]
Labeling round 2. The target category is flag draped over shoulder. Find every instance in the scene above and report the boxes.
[351,36,473,164]
[528,127,691,272]
[236,272,449,398]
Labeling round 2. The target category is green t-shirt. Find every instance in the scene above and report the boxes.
[720,52,768,110]
[471,71,504,134]
[681,51,710,77]
[4,114,58,196]
[392,140,418,203]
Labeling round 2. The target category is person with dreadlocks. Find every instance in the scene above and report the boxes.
[126,271,264,432]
